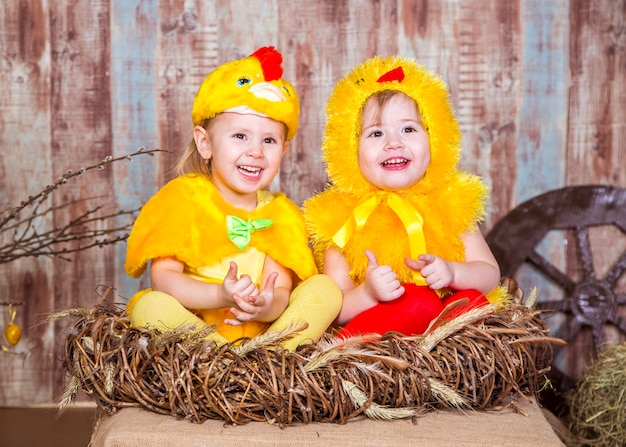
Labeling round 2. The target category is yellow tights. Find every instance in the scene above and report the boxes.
[129,274,342,351]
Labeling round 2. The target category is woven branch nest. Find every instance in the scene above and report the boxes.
[55,281,561,426]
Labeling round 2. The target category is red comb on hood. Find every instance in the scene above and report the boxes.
[250,46,283,81]
[377,66,405,83]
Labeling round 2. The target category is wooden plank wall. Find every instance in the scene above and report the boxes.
[1,0,624,406]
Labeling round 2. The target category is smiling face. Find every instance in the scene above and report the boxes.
[194,111,289,210]
[357,92,430,192]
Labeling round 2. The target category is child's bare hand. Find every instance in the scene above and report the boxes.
[364,250,405,302]
[405,254,454,290]
[222,261,259,303]
[225,272,278,325]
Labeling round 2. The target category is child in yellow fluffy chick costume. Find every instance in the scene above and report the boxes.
[304,55,508,339]
[124,47,341,350]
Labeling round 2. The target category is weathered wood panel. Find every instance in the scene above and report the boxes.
[569,0,625,185]
[1,0,625,406]
[561,0,626,382]
[1,0,55,405]
[46,0,115,401]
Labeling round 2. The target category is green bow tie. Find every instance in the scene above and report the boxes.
[226,215,274,250]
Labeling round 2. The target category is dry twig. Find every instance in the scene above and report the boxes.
[0,148,165,263]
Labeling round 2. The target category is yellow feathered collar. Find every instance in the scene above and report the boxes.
[304,177,486,285]
[125,174,317,281]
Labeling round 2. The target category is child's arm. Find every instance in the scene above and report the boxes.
[225,255,292,325]
[150,256,256,309]
[324,248,404,325]
[405,227,501,293]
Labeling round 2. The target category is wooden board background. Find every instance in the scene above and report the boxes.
[1,0,624,407]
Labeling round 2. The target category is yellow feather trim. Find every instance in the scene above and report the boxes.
[485,285,511,309]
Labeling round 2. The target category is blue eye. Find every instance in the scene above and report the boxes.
[237,76,252,86]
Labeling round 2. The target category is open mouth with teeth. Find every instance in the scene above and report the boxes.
[238,165,263,178]
[381,158,409,169]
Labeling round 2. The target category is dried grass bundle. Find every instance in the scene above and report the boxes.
[567,342,626,447]
[53,284,561,426]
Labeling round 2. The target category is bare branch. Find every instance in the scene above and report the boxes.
[0,148,166,264]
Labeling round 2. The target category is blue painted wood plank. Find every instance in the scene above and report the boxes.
[516,0,570,202]
[109,0,160,298]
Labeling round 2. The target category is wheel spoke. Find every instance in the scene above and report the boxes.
[605,248,626,287]
[527,250,576,292]
[575,227,597,282]
[591,323,606,358]
[562,317,582,343]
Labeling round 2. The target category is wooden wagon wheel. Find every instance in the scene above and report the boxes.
[486,185,626,394]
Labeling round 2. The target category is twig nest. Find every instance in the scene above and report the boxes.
[54,296,559,426]
[567,342,626,447]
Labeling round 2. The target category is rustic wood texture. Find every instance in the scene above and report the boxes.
[1,0,624,407]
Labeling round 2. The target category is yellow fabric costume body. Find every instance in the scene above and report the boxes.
[304,55,508,309]
[125,174,340,347]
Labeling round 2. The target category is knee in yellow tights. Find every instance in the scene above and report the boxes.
[268,274,342,350]
[129,291,228,345]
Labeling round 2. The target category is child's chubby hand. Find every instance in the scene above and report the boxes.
[221,261,259,303]
[225,271,279,325]
[405,254,454,290]
[363,250,405,302]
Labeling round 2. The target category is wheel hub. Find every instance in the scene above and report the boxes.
[571,280,616,326]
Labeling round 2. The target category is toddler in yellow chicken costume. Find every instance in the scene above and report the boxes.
[125,47,341,350]
[304,56,508,338]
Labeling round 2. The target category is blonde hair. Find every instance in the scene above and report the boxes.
[361,90,425,132]
[174,119,212,178]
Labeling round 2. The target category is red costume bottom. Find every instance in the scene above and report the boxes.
[337,284,488,338]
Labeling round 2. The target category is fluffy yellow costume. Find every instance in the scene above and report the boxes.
[125,47,341,346]
[304,56,507,324]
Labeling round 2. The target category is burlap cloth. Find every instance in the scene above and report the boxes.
[90,398,565,447]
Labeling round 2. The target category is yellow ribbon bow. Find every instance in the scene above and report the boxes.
[226,215,273,250]
[332,191,427,285]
